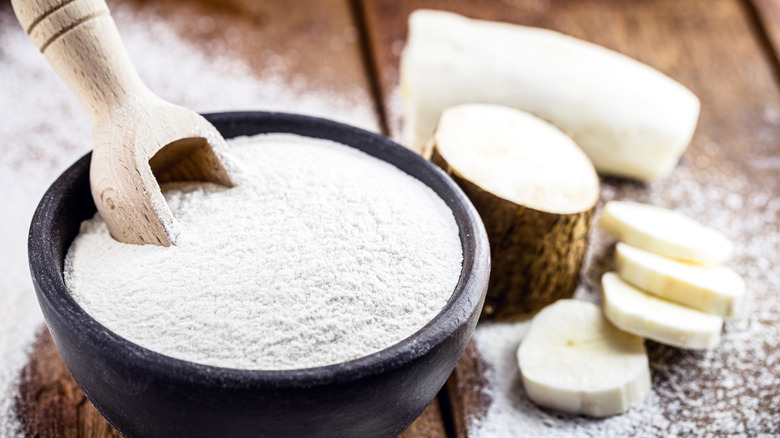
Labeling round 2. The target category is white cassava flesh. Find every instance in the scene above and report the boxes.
[602,273,723,350]
[400,10,700,181]
[434,104,599,214]
[431,104,598,317]
[616,243,745,318]
[517,299,651,417]
[599,201,733,266]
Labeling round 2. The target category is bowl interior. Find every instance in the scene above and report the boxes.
[29,111,489,388]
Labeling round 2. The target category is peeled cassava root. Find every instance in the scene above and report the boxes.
[430,104,599,318]
[401,9,700,181]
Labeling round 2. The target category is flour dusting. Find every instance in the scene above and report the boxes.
[468,161,780,436]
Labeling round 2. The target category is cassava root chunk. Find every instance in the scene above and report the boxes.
[602,273,723,350]
[401,9,700,181]
[431,104,599,318]
[517,299,651,417]
[599,201,733,266]
[616,243,745,318]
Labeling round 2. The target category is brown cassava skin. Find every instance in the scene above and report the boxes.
[431,146,595,319]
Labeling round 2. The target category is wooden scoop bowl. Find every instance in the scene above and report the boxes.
[12,0,235,246]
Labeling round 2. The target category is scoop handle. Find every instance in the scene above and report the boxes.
[11,0,151,122]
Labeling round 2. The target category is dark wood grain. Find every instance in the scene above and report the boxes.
[398,398,448,438]
[362,0,780,436]
[751,0,780,63]
[128,0,379,115]
[15,327,122,438]
[444,342,490,438]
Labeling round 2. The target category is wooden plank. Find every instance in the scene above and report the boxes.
[8,0,443,436]
[357,0,409,140]
[399,397,448,438]
[120,0,381,132]
[16,328,123,438]
[444,342,489,438]
[362,0,780,436]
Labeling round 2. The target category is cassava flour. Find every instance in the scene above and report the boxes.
[64,133,462,370]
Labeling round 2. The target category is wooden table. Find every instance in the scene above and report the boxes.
[6,0,780,436]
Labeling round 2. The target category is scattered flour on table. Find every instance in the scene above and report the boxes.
[64,134,462,370]
[468,163,780,437]
[0,2,378,435]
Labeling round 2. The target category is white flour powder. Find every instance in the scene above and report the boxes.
[64,133,462,370]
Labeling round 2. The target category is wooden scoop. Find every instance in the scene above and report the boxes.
[12,0,235,246]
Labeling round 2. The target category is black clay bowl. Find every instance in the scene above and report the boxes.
[28,112,490,438]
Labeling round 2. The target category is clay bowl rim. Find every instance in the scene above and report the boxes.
[28,111,489,392]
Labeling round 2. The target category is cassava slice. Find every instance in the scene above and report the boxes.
[431,104,599,318]
[517,299,651,417]
[599,201,733,266]
[615,243,745,318]
[400,9,700,181]
[602,272,723,350]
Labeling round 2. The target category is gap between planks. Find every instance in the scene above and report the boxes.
[350,0,392,136]
[747,0,780,86]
